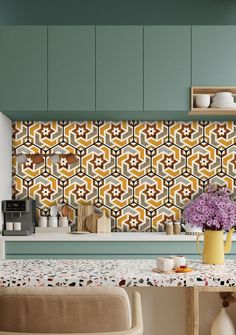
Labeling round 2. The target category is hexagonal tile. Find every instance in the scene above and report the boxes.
[134,175,167,211]
[116,206,151,232]
[117,144,150,179]
[64,121,98,149]
[204,121,236,149]
[28,121,63,150]
[28,175,63,210]
[168,175,203,209]
[99,174,133,210]
[99,121,133,149]
[168,121,203,150]
[46,144,79,180]
[14,144,45,180]
[187,144,221,180]
[64,175,98,208]
[81,144,114,180]
[133,121,168,149]
[153,144,186,180]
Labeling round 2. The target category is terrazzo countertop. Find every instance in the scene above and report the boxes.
[1,259,236,288]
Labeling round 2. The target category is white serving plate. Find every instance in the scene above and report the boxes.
[211,102,236,108]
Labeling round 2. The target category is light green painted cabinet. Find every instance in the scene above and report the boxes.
[4,240,236,260]
[0,26,47,112]
[48,26,95,112]
[144,26,191,112]
[2,25,236,120]
[5,241,201,259]
[96,26,143,112]
[192,26,236,86]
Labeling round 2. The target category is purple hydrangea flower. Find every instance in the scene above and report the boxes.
[183,186,236,231]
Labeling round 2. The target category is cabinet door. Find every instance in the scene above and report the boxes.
[144,26,191,112]
[0,26,47,112]
[96,26,143,112]
[192,26,236,86]
[48,26,95,112]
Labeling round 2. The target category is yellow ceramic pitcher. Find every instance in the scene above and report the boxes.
[196,229,234,264]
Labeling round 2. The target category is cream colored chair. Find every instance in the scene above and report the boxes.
[0,287,143,335]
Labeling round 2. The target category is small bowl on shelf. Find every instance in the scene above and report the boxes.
[195,94,211,108]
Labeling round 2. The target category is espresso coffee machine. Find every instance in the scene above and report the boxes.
[2,199,36,236]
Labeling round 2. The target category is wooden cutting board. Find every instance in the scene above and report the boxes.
[77,204,107,233]
[85,213,98,233]
[77,204,94,232]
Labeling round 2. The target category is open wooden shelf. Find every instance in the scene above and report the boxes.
[189,86,236,116]
[186,287,236,335]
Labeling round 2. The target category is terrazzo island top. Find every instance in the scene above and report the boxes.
[1,259,236,288]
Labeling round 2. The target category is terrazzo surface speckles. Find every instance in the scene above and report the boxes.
[1,259,236,287]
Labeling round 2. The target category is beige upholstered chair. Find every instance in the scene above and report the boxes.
[0,287,143,335]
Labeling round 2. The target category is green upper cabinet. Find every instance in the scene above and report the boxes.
[192,26,236,86]
[96,26,143,112]
[0,26,47,112]
[144,26,191,112]
[48,26,95,112]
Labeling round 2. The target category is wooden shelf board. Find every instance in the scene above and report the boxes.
[192,86,236,95]
[189,108,236,116]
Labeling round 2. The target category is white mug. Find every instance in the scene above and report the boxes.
[6,222,13,231]
[14,222,21,231]
[49,216,58,228]
[59,217,68,228]
[172,256,186,269]
[195,94,210,108]
[38,216,48,228]
[156,257,174,272]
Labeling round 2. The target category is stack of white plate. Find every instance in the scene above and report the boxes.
[211,92,236,108]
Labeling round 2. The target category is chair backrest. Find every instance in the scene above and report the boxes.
[0,286,132,333]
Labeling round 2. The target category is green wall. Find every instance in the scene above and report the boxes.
[0,0,236,25]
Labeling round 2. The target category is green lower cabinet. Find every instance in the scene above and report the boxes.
[5,241,236,260]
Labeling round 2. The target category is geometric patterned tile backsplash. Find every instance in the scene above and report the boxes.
[12,121,236,231]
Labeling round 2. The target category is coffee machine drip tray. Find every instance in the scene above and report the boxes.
[3,228,35,236]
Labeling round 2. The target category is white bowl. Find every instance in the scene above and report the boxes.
[195,94,210,108]
[212,96,234,104]
[214,92,233,98]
